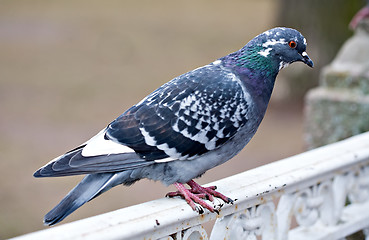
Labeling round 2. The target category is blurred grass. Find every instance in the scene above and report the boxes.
[0,0,314,238]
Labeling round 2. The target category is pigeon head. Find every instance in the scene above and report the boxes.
[229,27,313,76]
[257,27,314,69]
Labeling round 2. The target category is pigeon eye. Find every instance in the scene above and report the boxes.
[288,40,297,49]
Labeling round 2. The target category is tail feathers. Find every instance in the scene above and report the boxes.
[44,173,116,226]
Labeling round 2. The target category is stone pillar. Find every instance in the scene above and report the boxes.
[304,18,369,149]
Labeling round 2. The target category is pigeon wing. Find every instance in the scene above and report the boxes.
[105,62,251,162]
[35,62,251,177]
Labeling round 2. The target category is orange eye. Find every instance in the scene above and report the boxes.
[288,40,297,49]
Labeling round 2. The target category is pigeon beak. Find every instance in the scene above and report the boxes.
[301,51,314,68]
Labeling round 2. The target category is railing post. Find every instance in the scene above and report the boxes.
[304,17,369,149]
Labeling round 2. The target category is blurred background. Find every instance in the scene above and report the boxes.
[0,0,364,238]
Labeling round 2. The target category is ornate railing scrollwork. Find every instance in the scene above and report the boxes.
[348,165,369,204]
[10,132,369,240]
[210,202,276,240]
[158,225,209,240]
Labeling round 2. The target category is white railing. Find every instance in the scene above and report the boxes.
[12,132,369,240]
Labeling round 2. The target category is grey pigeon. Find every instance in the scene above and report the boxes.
[34,27,313,226]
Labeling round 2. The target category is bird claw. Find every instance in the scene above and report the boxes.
[227,198,234,204]
[196,206,204,214]
[165,191,181,198]
[168,180,233,214]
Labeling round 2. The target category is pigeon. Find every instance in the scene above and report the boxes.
[34,27,313,226]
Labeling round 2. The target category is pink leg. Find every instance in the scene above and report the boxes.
[166,180,233,213]
[187,180,233,203]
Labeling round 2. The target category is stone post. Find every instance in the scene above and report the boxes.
[305,18,369,149]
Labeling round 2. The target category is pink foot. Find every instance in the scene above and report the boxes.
[166,180,233,213]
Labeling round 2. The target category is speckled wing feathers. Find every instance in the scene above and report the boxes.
[106,62,250,162]
[34,62,251,178]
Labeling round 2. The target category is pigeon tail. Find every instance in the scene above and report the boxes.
[44,172,120,226]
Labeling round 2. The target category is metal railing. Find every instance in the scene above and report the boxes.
[12,132,369,240]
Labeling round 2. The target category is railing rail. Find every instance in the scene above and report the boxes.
[12,132,369,240]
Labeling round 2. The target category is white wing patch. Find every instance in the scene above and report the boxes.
[139,127,180,160]
[212,59,221,65]
[81,129,135,157]
[154,157,178,163]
